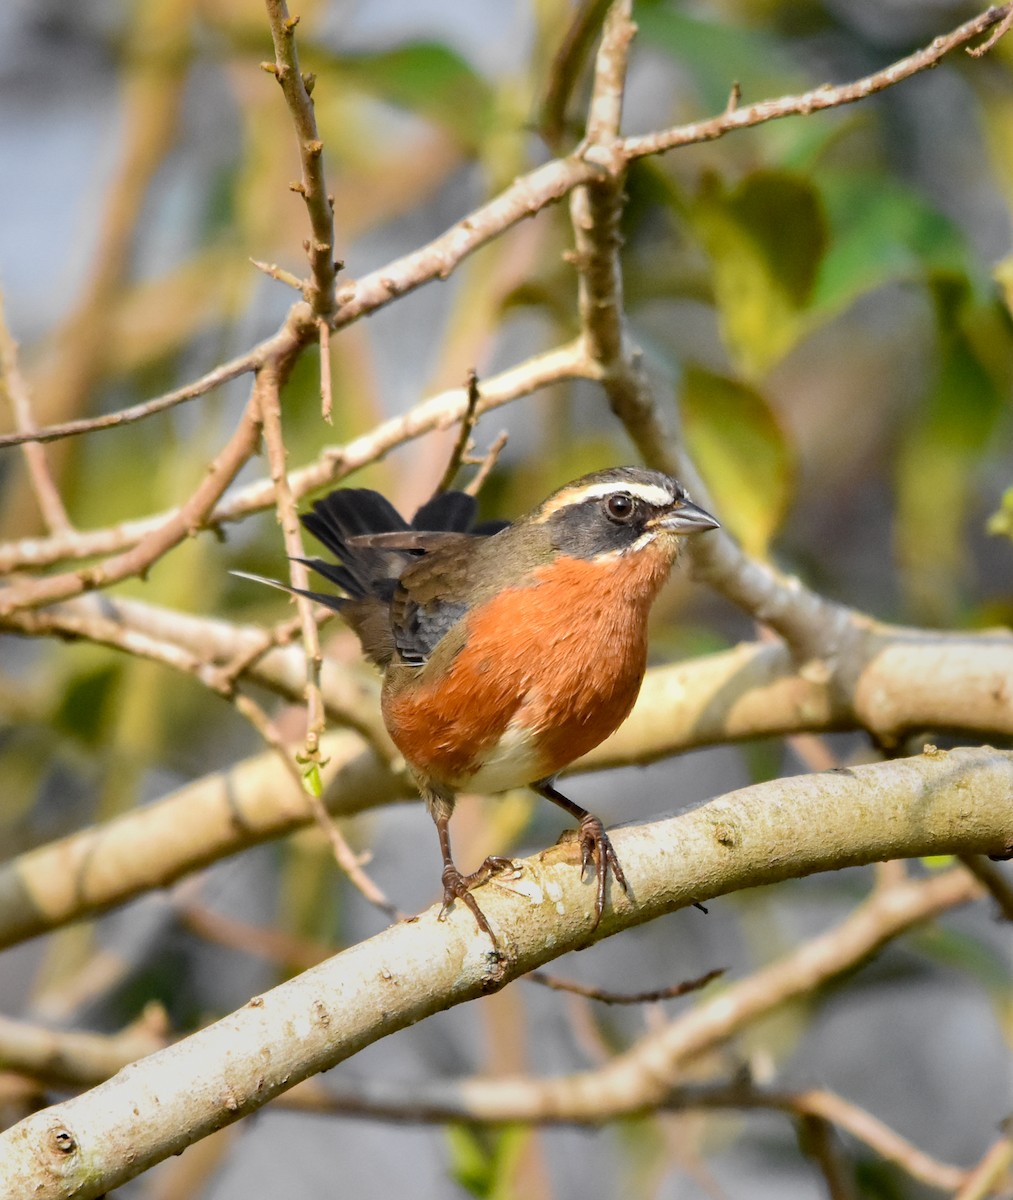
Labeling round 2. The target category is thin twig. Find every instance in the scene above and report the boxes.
[952,1126,1013,1200]
[795,1114,859,1200]
[966,7,1013,56]
[529,966,724,1004]
[318,318,333,424]
[175,892,332,973]
[255,364,327,762]
[434,368,481,494]
[623,4,1012,160]
[748,1087,966,1194]
[0,344,259,449]
[263,0,337,320]
[253,366,401,920]
[250,258,304,290]
[6,606,238,697]
[231,690,402,921]
[958,854,1013,920]
[539,0,614,149]
[463,430,509,496]
[0,294,72,531]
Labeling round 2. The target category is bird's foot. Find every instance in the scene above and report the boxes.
[575,814,629,930]
[439,857,515,943]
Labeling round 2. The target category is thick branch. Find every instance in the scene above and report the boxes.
[0,749,1007,1197]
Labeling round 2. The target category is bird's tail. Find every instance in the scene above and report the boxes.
[297,488,477,604]
[235,487,481,668]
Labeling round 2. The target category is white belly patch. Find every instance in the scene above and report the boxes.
[455,718,546,794]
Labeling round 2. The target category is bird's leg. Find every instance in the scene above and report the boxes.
[533,779,629,929]
[433,812,512,943]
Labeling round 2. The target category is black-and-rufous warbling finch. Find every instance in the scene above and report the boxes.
[241,467,719,940]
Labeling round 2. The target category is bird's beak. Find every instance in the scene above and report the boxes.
[649,499,720,534]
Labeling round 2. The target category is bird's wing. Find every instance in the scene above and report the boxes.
[388,536,483,666]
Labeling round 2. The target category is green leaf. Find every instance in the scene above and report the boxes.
[680,367,794,557]
[909,923,1012,995]
[895,283,1006,622]
[333,43,494,149]
[302,762,323,797]
[987,486,1013,541]
[446,1124,530,1199]
[812,173,976,320]
[55,662,120,746]
[690,170,828,378]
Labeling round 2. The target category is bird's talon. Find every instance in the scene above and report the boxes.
[576,814,628,926]
[440,864,500,946]
[480,855,516,877]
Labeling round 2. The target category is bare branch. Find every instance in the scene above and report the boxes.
[255,363,327,763]
[0,294,71,530]
[0,729,408,951]
[622,4,1013,160]
[434,369,481,495]
[0,345,259,449]
[529,966,724,1005]
[0,740,1007,957]
[539,0,614,150]
[318,318,333,423]
[957,854,1013,921]
[263,0,337,320]
[463,430,509,495]
[0,394,264,616]
[953,1127,1013,1199]
[967,8,1013,56]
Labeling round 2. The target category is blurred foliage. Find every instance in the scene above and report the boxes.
[446,1122,531,1199]
[680,365,795,557]
[989,484,1013,540]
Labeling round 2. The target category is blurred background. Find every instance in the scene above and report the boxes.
[0,0,1011,1196]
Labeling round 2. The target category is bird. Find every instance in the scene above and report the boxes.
[240,466,719,941]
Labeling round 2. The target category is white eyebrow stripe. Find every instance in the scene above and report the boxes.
[535,480,674,520]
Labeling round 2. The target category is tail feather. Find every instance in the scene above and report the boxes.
[411,490,475,534]
[293,486,487,668]
[229,570,348,615]
[238,488,493,669]
[302,488,409,555]
[300,489,412,602]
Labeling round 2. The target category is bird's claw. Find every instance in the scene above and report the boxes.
[568,811,624,931]
[439,857,516,945]
[577,814,629,930]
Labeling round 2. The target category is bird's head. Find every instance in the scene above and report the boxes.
[527,467,720,564]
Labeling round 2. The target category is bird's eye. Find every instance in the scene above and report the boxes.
[604,492,636,523]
